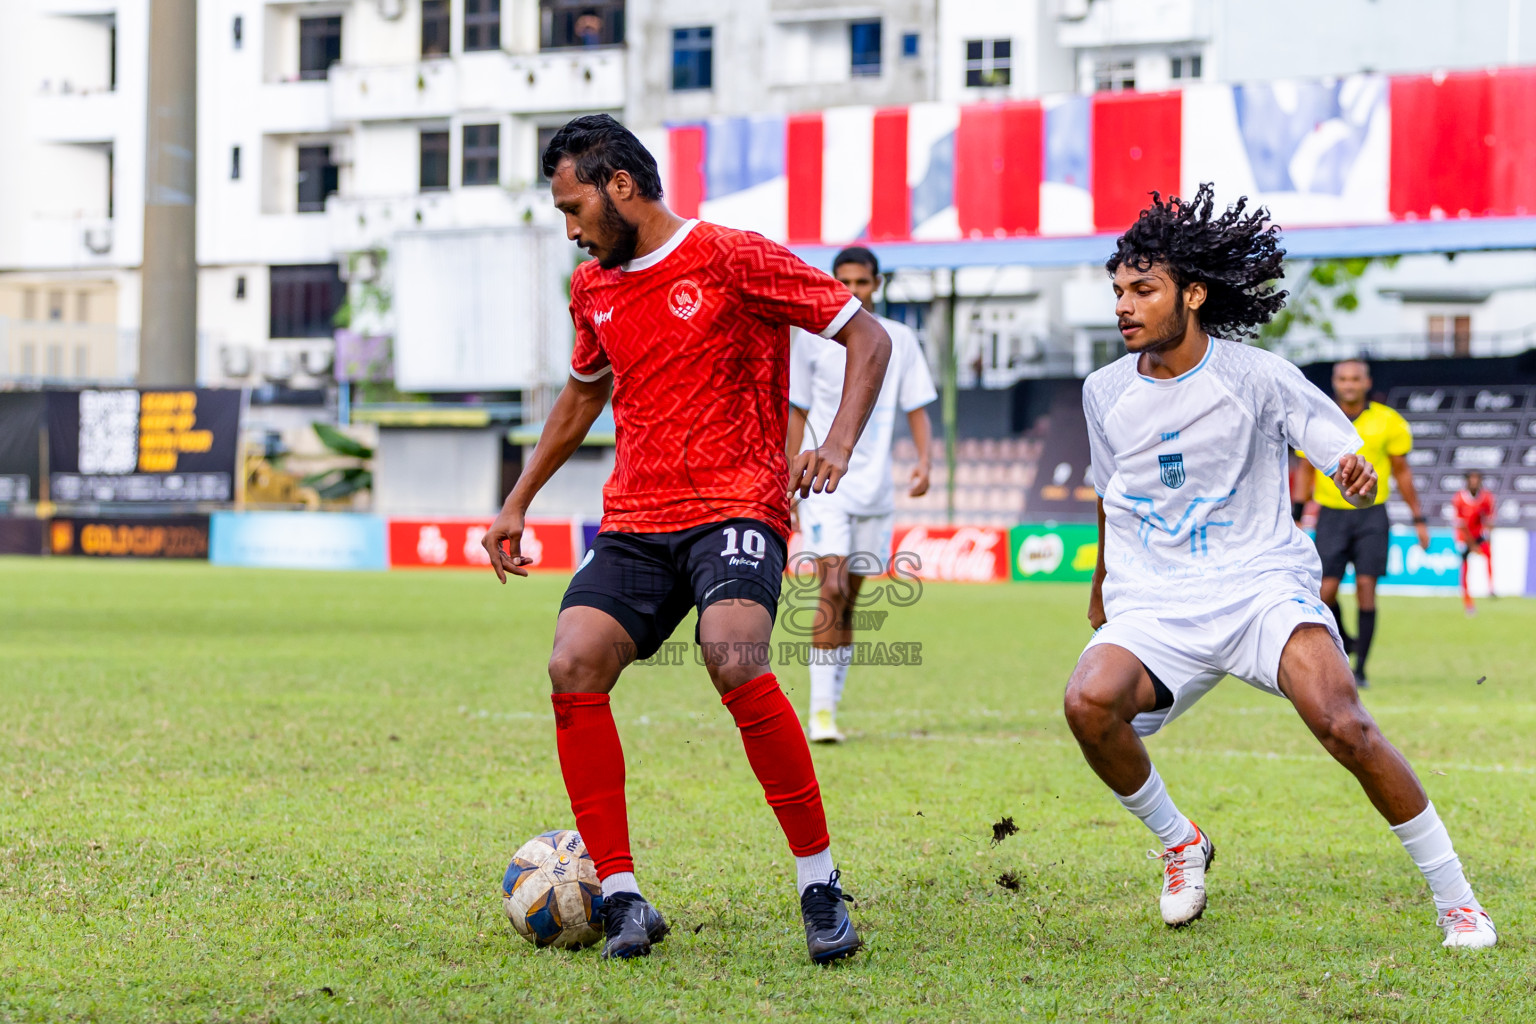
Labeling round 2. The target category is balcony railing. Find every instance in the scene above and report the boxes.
[330,47,625,122]
[325,188,564,252]
[0,318,136,385]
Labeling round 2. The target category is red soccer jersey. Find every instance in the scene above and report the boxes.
[1453,488,1495,538]
[568,220,859,539]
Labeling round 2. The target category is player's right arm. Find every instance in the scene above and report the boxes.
[1089,498,1108,630]
[483,372,612,583]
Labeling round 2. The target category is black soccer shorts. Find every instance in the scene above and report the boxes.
[560,517,787,660]
[1314,503,1391,579]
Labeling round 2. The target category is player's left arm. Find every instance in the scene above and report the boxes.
[906,406,933,497]
[790,308,892,497]
[1278,363,1375,508]
[1390,454,1432,550]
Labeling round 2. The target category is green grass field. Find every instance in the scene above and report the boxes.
[1,558,1533,1023]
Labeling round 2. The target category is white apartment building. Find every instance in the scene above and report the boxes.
[0,0,147,385]
[197,0,624,389]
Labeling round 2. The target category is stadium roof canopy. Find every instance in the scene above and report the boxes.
[793,216,1536,272]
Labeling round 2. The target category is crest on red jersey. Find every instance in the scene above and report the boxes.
[668,279,702,320]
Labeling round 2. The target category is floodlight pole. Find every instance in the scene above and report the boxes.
[138,0,198,387]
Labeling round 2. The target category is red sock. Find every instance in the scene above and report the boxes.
[551,693,632,879]
[721,673,830,857]
[1460,559,1471,602]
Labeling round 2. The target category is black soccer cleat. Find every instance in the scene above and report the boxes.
[600,892,670,960]
[1354,668,1370,690]
[801,869,861,964]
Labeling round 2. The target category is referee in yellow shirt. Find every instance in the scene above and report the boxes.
[1296,359,1432,688]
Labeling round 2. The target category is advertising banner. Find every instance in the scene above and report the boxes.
[0,393,44,503]
[50,516,210,559]
[890,525,1008,582]
[210,512,387,571]
[47,388,242,503]
[0,517,45,555]
[1010,524,1099,582]
[388,518,575,571]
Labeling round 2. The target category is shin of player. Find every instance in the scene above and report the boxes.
[1454,470,1496,614]
[1063,186,1495,949]
[485,115,891,963]
[788,246,937,743]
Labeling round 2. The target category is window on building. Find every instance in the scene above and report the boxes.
[296,145,338,212]
[299,16,342,80]
[462,124,499,186]
[420,130,450,191]
[1170,53,1202,80]
[537,125,561,182]
[20,345,35,375]
[270,264,345,339]
[850,20,882,76]
[672,26,713,91]
[1093,58,1135,92]
[422,0,450,56]
[75,292,89,322]
[22,289,36,320]
[541,1,625,49]
[231,145,241,180]
[109,21,117,90]
[964,39,1011,88]
[464,0,501,51]
[233,15,242,49]
[74,345,89,378]
[47,292,64,322]
[901,31,919,58]
[1428,314,1473,357]
[47,345,63,378]
[235,275,247,300]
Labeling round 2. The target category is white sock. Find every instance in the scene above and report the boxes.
[830,645,853,707]
[795,847,836,895]
[808,650,839,716]
[1115,766,1197,849]
[1389,802,1479,913]
[600,872,641,899]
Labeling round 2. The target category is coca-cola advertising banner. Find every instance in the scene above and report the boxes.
[891,525,1009,582]
[785,525,1007,581]
[388,518,576,570]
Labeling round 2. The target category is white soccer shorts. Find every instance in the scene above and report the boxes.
[1084,585,1346,737]
[797,501,895,576]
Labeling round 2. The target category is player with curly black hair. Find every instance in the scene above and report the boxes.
[1059,185,1496,948]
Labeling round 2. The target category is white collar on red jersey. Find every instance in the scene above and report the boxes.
[622,219,700,273]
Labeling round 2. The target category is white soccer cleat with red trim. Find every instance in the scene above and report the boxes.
[1152,823,1214,927]
[1438,907,1497,949]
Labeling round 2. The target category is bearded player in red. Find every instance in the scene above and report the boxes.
[483,115,891,963]
[1453,470,1496,615]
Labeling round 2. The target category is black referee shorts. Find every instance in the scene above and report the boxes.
[560,517,787,660]
[1314,503,1391,579]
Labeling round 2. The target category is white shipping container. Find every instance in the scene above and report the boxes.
[393,226,575,392]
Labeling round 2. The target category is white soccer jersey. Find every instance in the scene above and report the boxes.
[790,314,938,516]
[1084,338,1363,619]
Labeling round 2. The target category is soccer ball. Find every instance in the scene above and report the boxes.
[502,829,604,949]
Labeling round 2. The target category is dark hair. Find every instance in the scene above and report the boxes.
[1105,183,1287,340]
[832,245,880,277]
[541,113,663,200]
[1334,356,1371,375]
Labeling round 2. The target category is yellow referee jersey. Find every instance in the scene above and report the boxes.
[1311,401,1411,508]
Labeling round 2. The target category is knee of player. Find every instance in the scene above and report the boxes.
[1317,703,1379,761]
[1062,681,1117,738]
[547,647,606,692]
